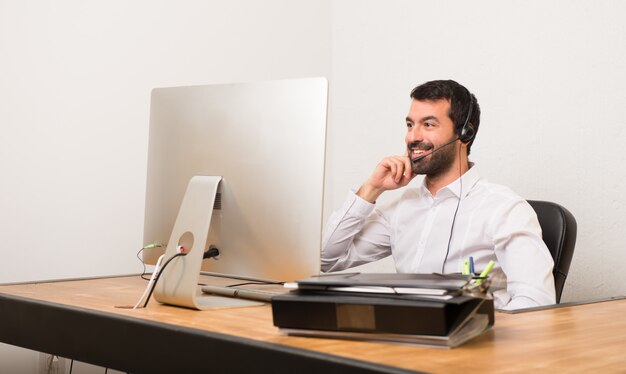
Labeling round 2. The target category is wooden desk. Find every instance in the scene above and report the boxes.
[0,276,624,373]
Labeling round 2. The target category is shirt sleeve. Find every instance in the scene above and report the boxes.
[491,198,557,309]
[321,191,393,272]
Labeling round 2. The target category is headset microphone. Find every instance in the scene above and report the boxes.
[411,137,459,163]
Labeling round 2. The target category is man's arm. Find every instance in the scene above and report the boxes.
[321,192,392,272]
[492,199,556,309]
[321,155,415,272]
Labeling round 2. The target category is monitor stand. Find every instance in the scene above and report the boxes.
[153,176,262,310]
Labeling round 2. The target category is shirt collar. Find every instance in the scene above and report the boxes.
[418,163,481,200]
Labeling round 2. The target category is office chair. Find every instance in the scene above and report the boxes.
[527,200,577,304]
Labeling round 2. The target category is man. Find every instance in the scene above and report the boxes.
[322,80,555,310]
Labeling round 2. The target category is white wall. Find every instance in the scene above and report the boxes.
[0,0,330,371]
[327,0,626,302]
[0,0,330,284]
[2,0,626,371]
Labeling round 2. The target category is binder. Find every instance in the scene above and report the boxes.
[272,273,493,348]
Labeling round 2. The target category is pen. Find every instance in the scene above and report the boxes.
[474,260,495,285]
[462,259,470,275]
[469,256,475,275]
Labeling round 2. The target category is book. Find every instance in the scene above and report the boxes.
[286,272,470,298]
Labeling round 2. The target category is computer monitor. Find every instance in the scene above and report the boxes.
[142,78,328,309]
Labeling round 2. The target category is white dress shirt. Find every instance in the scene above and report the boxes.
[322,165,556,310]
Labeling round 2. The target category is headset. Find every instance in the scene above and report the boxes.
[412,86,476,164]
[441,85,476,273]
[458,87,475,143]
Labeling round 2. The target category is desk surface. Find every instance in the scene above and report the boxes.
[0,275,625,373]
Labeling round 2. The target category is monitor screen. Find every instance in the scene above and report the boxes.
[142,78,328,283]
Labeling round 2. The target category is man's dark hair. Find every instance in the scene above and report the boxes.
[410,80,480,155]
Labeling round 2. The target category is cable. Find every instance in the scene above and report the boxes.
[46,355,57,373]
[135,247,223,305]
[137,243,163,281]
[441,143,464,273]
[142,252,186,308]
[203,246,220,260]
[226,280,284,288]
[133,254,165,309]
[136,247,150,281]
[197,249,284,288]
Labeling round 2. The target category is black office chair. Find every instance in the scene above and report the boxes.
[527,200,577,304]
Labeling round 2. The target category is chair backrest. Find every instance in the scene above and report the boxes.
[527,200,577,303]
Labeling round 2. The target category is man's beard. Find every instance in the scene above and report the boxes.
[409,138,457,178]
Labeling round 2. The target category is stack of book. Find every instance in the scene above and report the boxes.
[271,273,494,348]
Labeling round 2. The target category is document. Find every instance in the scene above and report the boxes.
[287,273,470,297]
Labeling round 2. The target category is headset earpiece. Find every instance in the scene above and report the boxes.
[458,87,475,143]
[459,122,475,143]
